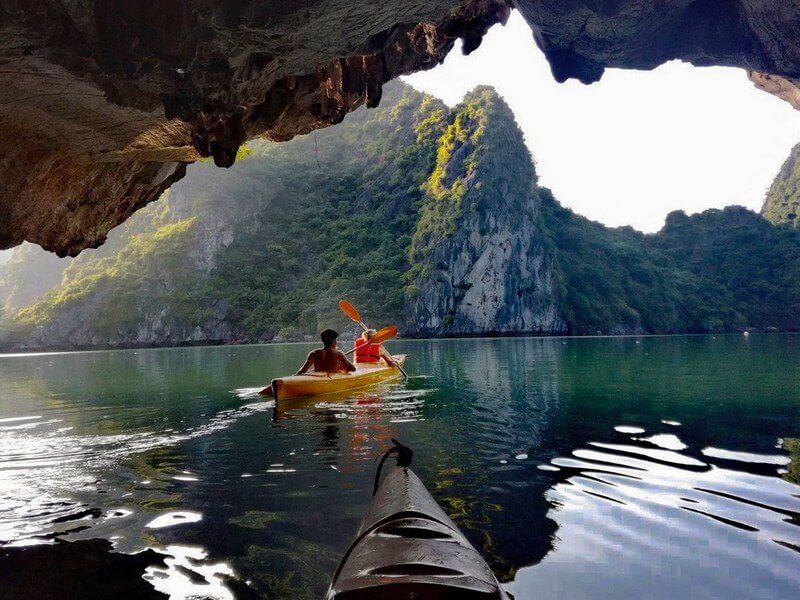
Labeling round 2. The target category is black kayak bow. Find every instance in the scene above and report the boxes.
[327,440,514,599]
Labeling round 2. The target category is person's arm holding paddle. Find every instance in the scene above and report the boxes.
[337,350,357,373]
[379,346,397,367]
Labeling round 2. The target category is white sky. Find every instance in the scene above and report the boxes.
[403,11,800,233]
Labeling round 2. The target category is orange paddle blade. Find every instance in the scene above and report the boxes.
[339,300,361,323]
[370,325,398,345]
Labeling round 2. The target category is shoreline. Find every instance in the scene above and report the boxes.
[1,330,798,358]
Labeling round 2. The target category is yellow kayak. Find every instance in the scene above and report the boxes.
[268,355,407,401]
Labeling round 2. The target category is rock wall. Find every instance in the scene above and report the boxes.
[9,161,266,350]
[762,141,800,227]
[519,1,800,85]
[0,0,508,256]
[405,87,565,336]
[405,193,564,336]
[3,2,800,256]
[4,81,800,350]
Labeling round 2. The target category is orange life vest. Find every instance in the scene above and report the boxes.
[354,337,381,363]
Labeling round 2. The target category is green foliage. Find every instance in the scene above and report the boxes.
[192,81,450,338]
[2,80,800,348]
[762,141,800,227]
[15,216,202,337]
[410,86,534,265]
[785,438,800,485]
[540,190,800,334]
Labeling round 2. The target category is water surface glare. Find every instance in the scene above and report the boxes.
[0,335,798,599]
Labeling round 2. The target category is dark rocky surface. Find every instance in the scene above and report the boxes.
[2,1,800,255]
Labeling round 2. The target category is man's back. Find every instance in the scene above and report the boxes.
[308,348,352,373]
[295,329,356,375]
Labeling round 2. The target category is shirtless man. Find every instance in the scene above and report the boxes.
[295,329,357,375]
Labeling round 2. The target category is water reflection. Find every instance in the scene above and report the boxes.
[509,422,800,599]
[0,399,273,545]
[0,335,798,599]
[0,538,169,599]
[269,382,429,469]
[401,337,565,579]
[144,545,237,600]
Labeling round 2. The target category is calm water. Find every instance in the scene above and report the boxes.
[0,335,799,599]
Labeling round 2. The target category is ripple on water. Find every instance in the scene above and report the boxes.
[146,512,203,530]
[509,427,800,600]
[0,400,273,545]
[144,544,236,600]
[614,425,646,434]
[230,387,268,400]
[701,447,791,465]
[639,433,688,451]
[314,386,430,424]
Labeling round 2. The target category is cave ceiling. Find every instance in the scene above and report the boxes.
[1,0,798,255]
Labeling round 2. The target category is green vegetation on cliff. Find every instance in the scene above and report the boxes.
[410,86,534,263]
[199,83,447,338]
[17,216,200,330]
[762,142,800,227]
[1,81,800,349]
[542,195,800,334]
[0,83,450,347]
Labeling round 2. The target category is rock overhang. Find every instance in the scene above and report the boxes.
[1,0,799,256]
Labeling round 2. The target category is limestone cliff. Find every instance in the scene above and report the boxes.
[762,141,800,227]
[0,83,569,349]
[404,87,564,335]
[3,82,800,351]
[1,159,269,349]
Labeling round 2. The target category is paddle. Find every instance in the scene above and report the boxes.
[340,300,408,379]
[339,300,366,330]
[343,325,397,356]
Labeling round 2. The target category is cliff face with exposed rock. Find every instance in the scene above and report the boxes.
[404,87,563,335]
[3,1,800,257]
[762,141,800,227]
[3,82,800,351]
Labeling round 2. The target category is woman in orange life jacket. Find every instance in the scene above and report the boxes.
[353,329,397,367]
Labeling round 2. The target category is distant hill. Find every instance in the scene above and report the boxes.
[2,81,800,350]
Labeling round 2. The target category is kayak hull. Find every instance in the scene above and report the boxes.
[270,355,407,401]
[327,464,512,600]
